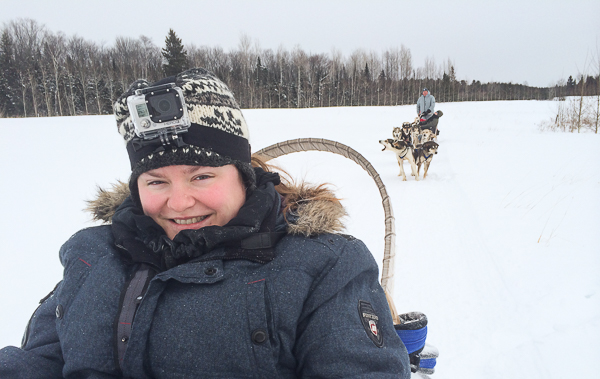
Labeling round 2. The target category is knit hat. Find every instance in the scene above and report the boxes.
[113,68,255,205]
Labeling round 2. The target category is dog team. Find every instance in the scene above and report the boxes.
[379,88,442,181]
[379,120,439,181]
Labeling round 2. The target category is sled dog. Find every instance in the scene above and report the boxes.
[420,129,435,144]
[410,120,422,146]
[379,138,419,181]
[396,122,413,144]
[413,140,439,179]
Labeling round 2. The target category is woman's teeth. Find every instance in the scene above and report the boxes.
[173,216,207,225]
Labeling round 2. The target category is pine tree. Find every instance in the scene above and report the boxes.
[362,63,370,82]
[161,29,187,77]
[567,75,576,95]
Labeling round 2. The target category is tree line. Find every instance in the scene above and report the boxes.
[1,18,598,118]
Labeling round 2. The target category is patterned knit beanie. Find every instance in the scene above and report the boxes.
[114,68,255,205]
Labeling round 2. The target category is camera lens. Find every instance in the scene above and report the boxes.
[158,99,172,113]
[148,92,182,121]
[146,87,185,124]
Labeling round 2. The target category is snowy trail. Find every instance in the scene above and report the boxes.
[388,135,524,378]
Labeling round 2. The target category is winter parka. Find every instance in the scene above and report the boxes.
[0,168,410,378]
[416,93,436,120]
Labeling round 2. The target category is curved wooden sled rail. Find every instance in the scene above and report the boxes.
[254,138,400,323]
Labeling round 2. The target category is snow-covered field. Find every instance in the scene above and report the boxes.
[0,100,598,378]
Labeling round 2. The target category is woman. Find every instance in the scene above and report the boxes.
[0,68,410,378]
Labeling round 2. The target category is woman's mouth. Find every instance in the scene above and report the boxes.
[172,215,208,225]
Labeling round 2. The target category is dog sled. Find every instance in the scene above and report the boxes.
[255,139,438,375]
[419,110,443,137]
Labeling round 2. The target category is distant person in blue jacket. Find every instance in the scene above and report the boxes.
[0,68,411,378]
[417,88,435,122]
[417,88,441,135]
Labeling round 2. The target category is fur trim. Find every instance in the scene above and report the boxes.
[86,181,130,223]
[87,181,346,236]
[287,199,346,236]
[283,184,347,236]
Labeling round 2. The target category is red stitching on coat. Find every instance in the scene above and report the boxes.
[247,279,265,284]
[79,258,91,267]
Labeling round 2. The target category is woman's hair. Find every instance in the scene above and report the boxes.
[250,155,342,218]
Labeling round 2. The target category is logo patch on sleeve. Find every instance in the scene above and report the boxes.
[358,300,384,347]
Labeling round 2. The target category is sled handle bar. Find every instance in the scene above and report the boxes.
[254,138,400,323]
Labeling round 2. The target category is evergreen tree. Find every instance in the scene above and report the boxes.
[255,56,263,86]
[161,29,187,77]
[362,63,371,81]
[567,75,576,95]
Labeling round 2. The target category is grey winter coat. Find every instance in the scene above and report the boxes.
[416,93,436,120]
[0,170,410,378]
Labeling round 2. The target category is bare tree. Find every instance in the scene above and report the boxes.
[329,48,343,107]
[138,35,162,81]
[291,47,308,108]
[43,31,66,116]
[237,33,253,107]
[276,46,289,108]
[113,36,141,93]
[66,36,91,114]
[349,49,368,106]
[101,52,118,109]
[384,48,399,105]
[9,19,46,116]
[87,42,106,114]
[399,45,412,104]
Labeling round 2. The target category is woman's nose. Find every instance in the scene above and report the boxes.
[167,185,196,212]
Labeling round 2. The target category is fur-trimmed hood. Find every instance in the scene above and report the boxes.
[87,180,347,237]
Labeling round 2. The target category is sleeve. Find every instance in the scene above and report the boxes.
[294,237,410,378]
[0,284,64,378]
[430,96,435,112]
[416,98,421,114]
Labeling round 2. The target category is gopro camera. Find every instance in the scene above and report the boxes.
[127,83,191,140]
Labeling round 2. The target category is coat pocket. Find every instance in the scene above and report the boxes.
[246,278,278,376]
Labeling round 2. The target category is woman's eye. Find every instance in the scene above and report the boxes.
[147,180,165,186]
[194,175,212,181]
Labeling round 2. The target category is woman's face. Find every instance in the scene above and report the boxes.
[137,164,246,240]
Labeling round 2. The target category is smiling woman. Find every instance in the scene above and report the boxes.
[138,164,246,239]
[0,68,410,378]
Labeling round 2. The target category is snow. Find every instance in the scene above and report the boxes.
[1,100,599,378]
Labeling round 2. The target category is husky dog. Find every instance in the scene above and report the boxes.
[392,126,401,140]
[413,140,439,179]
[410,119,422,146]
[379,138,419,181]
[395,122,413,144]
[420,129,435,144]
[392,124,412,144]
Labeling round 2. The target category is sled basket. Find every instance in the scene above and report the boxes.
[254,138,401,323]
[421,117,439,130]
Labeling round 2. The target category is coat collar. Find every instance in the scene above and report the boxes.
[110,168,284,270]
[87,168,347,237]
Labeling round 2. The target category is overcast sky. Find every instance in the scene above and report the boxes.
[3,0,599,88]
